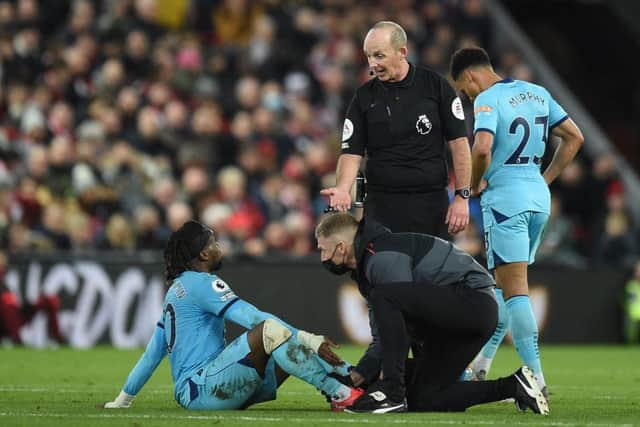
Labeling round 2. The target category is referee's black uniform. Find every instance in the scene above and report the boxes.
[352,218,506,412]
[341,63,467,238]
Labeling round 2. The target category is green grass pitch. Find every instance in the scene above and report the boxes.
[1,345,639,426]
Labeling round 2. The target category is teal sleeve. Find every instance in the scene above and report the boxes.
[122,323,167,396]
[192,274,238,316]
[223,298,298,335]
[547,92,569,129]
[473,92,498,135]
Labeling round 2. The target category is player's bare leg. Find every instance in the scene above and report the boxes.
[274,365,289,386]
[245,322,271,376]
[496,262,528,299]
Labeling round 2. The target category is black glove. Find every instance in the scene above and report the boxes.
[328,371,356,388]
[319,370,356,402]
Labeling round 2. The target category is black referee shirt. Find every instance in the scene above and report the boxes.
[341,63,467,193]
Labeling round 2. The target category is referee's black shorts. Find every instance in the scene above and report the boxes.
[364,189,449,239]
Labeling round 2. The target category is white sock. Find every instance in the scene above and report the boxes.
[472,355,494,374]
[332,384,353,401]
[535,372,546,389]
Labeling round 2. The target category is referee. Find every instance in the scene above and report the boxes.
[315,213,549,414]
[321,21,471,238]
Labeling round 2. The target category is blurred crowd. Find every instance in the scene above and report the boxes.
[0,0,638,268]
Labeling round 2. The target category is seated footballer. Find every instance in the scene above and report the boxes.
[103,220,363,411]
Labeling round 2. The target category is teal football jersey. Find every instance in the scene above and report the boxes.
[473,78,568,216]
[162,271,238,388]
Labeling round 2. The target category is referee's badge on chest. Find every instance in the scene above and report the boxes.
[416,114,432,135]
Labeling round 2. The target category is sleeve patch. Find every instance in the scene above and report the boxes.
[451,97,465,120]
[474,105,493,114]
[342,118,354,142]
[220,291,237,302]
[211,278,230,293]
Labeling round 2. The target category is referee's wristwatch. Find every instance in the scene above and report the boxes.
[454,187,471,199]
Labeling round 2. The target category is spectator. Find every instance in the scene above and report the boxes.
[96,213,136,251]
[166,201,193,232]
[592,179,637,265]
[134,204,168,250]
[66,209,95,251]
[0,0,635,260]
[0,250,65,345]
[216,165,265,241]
[36,202,71,250]
[623,260,640,344]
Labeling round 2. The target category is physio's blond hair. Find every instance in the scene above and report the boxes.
[315,213,359,240]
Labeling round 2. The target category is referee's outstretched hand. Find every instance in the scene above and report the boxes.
[317,337,344,366]
[320,187,352,212]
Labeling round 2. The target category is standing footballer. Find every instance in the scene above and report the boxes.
[450,47,584,396]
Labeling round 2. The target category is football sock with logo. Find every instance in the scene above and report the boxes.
[473,289,509,375]
[270,334,349,399]
[506,295,545,388]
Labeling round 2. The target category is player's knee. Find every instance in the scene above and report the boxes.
[261,319,292,355]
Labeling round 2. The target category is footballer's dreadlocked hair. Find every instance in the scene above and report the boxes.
[164,220,213,285]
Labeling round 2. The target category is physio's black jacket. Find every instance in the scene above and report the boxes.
[350,218,495,381]
[341,63,467,193]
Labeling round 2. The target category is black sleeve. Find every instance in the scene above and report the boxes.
[438,74,468,141]
[340,92,366,156]
[354,303,382,383]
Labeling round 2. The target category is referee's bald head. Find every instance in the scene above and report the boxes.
[366,21,407,51]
